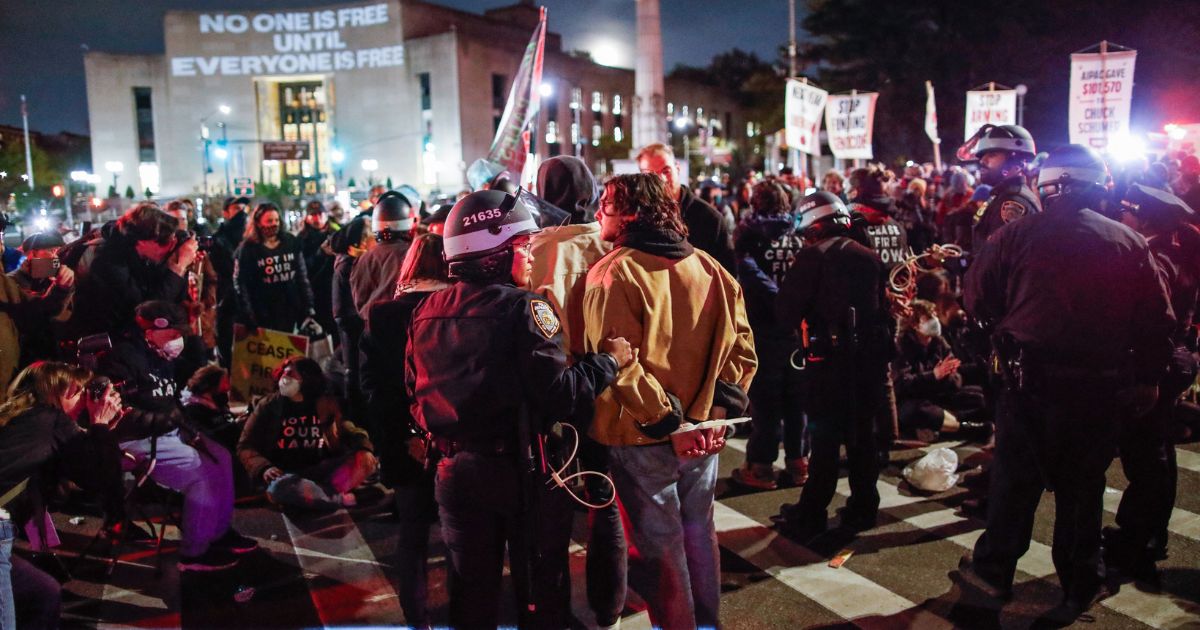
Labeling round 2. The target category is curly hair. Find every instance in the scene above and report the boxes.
[603,173,688,237]
[117,202,178,245]
[750,180,792,216]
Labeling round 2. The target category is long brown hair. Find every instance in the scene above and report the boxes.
[243,203,281,244]
[0,361,90,427]
[603,173,688,237]
[396,233,450,291]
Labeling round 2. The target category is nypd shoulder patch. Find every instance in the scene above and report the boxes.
[1000,200,1028,220]
[530,299,561,338]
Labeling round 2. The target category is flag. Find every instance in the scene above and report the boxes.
[477,7,547,187]
[924,81,940,144]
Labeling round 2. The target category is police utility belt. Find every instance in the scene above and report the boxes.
[432,435,516,457]
[991,335,1130,392]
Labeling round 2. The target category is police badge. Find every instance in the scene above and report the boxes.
[530,299,561,338]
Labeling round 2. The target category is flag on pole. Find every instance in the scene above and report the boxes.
[469,7,547,190]
[924,81,940,144]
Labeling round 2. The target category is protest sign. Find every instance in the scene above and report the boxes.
[230,324,310,403]
[1068,48,1136,150]
[825,91,877,160]
[785,79,828,156]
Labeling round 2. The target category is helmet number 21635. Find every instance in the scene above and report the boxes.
[462,208,502,227]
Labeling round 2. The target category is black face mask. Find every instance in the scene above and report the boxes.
[261,226,280,239]
[213,392,230,409]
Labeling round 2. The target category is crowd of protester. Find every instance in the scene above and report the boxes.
[0,131,1199,630]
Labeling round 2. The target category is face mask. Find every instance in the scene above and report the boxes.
[262,226,280,239]
[155,336,185,360]
[918,318,942,338]
[278,376,301,398]
[213,392,230,408]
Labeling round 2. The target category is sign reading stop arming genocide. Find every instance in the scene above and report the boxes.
[230,324,309,403]
[170,2,403,77]
[964,89,1017,142]
[825,92,877,160]
[785,79,828,156]
[1069,49,1136,150]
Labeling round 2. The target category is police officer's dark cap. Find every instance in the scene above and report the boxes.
[21,232,64,253]
[1122,183,1194,223]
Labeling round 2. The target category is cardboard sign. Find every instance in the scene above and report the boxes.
[1068,49,1136,150]
[785,79,828,156]
[825,92,877,160]
[230,324,309,403]
[964,89,1017,142]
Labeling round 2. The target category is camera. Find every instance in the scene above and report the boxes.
[86,376,112,403]
[29,256,61,280]
[175,230,214,252]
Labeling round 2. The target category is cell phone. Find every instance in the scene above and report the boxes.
[29,256,60,280]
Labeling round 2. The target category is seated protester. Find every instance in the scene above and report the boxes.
[181,365,241,456]
[0,362,124,630]
[0,236,75,394]
[67,202,197,341]
[359,233,450,626]
[893,300,988,442]
[97,300,254,572]
[238,357,377,511]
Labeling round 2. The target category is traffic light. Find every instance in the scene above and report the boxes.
[52,184,64,198]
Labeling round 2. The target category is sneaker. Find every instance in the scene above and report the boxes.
[337,492,358,508]
[779,457,809,487]
[213,529,259,554]
[178,547,239,572]
[730,463,777,490]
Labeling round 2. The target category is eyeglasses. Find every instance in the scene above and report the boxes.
[514,240,533,255]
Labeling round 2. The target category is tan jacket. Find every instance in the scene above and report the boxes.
[0,275,73,398]
[583,245,757,446]
[528,223,611,355]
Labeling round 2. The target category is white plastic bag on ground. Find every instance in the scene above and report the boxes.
[903,447,960,492]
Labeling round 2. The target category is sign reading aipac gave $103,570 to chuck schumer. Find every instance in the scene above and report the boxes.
[169,2,404,77]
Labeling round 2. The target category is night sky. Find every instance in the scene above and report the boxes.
[0,0,789,136]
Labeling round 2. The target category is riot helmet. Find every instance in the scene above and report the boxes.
[443,189,540,281]
[958,124,1037,186]
[372,190,416,241]
[796,190,851,237]
[1036,144,1109,206]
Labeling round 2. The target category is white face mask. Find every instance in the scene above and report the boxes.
[918,317,942,338]
[156,336,185,360]
[278,376,301,398]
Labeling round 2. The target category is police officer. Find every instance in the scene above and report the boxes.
[1107,184,1200,580]
[957,146,1175,620]
[405,189,632,628]
[772,191,895,541]
[958,124,1041,244]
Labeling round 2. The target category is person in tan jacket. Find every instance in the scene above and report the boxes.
[583,173,756,629]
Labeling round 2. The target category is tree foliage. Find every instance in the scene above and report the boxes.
[800,0,1200,162]
[0,139,65,208]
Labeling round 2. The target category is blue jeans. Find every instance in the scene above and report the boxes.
[1,516,60,630]
[120,430,234,557]
[266,452,374,511]
[609,444,720,630]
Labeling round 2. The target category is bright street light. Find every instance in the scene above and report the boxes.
[539,82,554,97]
[218,104,232,115]
[674,116,690,131]
[330,149,345,165]
[104,161,124,173]
[213,147,229,160]
[70,170,92,182]
[361,159,379,172]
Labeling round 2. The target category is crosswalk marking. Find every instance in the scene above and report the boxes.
[281,510,405,626]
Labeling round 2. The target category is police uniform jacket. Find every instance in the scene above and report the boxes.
[527,223,611,357]
[405,281,618,443]
[583,229,757,447]
[964,207,1174,384]
[350,236,413,321]
[972,175,1040,246]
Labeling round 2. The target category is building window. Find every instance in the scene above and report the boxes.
[591,123,602,147]
[570,122,580,146]
[133,87,155,162]
[613,126,624,143]
[591,91,603,113]
[491,74,507,110]
[545,121,559,145]
[419,73,432,111]
[612,94,623,115]
[667,102,674,116]
[570,87,582,110]
[696,107,705,126]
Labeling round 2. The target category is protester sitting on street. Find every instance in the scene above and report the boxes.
[68,202,196,341]
[238,356,377,511]
[182,364,241,455]
[233,203,317,335]
[97,300,254,572]
[894,300,989,443]
[0,361,124,630]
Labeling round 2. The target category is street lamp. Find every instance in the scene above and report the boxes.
[539,82,554,98]
[361,159,379,185]
[1015,84,1028,128]
[105,161,124,194]
[200,105,231,200]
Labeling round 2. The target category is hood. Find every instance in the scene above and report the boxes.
[850,196,897,224]
[741,213,796,241]
[537,156,600,224]
[615,227,693,260]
